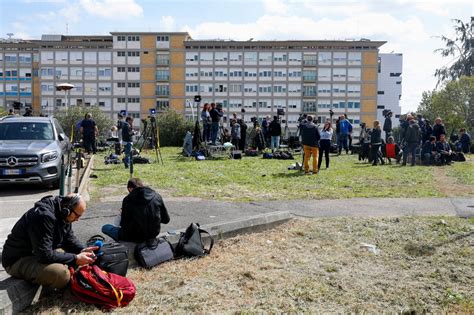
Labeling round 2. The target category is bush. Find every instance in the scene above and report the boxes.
[155,110,194,147]
[54,107,114,141]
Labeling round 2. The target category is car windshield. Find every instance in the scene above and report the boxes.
[0,122,54,140]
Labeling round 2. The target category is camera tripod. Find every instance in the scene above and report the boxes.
[137,117,164,165]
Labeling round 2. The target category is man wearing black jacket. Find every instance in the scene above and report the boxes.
[102,178,170,243]
[300,115,321,174]
[2,194,96,289]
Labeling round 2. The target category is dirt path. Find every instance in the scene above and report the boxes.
[433,166,474,196]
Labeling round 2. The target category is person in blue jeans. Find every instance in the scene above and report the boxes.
[102,178,170,243]
[338,115,351,155]
[122,116,134,168]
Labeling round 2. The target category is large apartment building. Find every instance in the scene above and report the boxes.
[377,53,403,128]
[0,32,397,135]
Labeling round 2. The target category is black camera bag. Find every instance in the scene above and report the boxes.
[175,223,214,258]
[134,237,174,269]
[86,235,129,276]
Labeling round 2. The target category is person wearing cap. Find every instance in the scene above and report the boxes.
[2,194,96,289]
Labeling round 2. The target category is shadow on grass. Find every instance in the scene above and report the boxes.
[271,171,308,178]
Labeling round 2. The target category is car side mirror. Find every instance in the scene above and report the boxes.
[58,133,66,141]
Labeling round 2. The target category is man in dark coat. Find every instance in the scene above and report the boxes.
[2,194,96,289]
[432,117,446,141]
[300,115,321,174]
[102,178,170,243]
[402,118,421,166]
[80,112,99,154]
[268,116,282,151]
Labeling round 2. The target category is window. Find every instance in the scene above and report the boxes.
[333,68,347,81]
[128,51,140,57]
[273,84,287,93]
[117,51,126,57]
[390,73,401,77]
[229,84,242,93]
[377,105,385,109]
[40,68,54,77]
[156,85,169,96]
[156,100,169,110]
[378,91,385,95]
[303,54,317,65]
[318,52,331,65]
[128,82,140,88]
[186,84,199,93]
[98,52,112,62]
[156,35,169,41]
[303,86,317,97]
[259,69,272,78]
[215,52,228,62]
[229,69,243,78]
[117,36,126,41]
[318,68,331,81]
[5,54,17,62]
[303,70,317,81]
[84,68,97,79]
[348,68,361,81]
[127,67,140,72]
[200,52,213,62]
[117,67,126,72]
[70,51,82,62]
[118,97,126,103]
[244,52,257,63]
[156,54,169,65]
[128,97,140,103]
[84,52,96,63]
[347,84,361,95]
[288,52,302,62]
[185,52,198,62]
[156,70,170,80]
[117,82,126,88]
[229,52,242,62]
[333,52,347,65]
[258,84,272,93]
[127,35,140,41]
[303,101,317,112]
[348,52,361,65]
[288,69,301,78]
[259,52,272,63]
[273,52,287,62]
[98,68,112,77]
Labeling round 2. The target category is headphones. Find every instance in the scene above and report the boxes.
[60,194,81,219]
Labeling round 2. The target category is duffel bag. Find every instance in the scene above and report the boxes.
[134,237,174,269]
[87,235,129,276]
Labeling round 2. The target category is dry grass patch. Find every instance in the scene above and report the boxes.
[29,216,474,313]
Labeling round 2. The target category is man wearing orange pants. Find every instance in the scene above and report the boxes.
[300,115,321,174]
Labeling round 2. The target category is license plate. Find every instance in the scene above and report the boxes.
[3,169,22,175]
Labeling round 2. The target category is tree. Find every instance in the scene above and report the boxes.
[54,106,114,142]
[155,109,194,147]
[434,18,474,86]
[417,76,474,132]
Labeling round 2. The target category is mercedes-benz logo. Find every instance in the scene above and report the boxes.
[7,156,18,167]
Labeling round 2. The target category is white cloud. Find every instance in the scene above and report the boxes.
[262,0,290,15]
[79,0,143,19]
[160,16,176,32]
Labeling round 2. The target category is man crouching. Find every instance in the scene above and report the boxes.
[2,194,97,289]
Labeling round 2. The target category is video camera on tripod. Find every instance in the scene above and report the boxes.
[135,108,163,164]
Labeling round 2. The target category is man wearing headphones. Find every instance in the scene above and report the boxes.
[2,194,97,289]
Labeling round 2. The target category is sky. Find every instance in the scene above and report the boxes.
[1,0,472,113]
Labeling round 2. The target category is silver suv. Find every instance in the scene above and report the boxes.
[0,116,71,188]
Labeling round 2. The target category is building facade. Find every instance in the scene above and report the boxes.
[377,53,403,129]
[0,33,393,136]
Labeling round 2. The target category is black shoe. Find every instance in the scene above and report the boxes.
[124,164,129,169]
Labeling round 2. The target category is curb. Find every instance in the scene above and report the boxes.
[120,211,293,266]
[0,211,292,313]
[78,156,94,201]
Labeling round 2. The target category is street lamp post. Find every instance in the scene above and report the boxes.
[55,83,75,196]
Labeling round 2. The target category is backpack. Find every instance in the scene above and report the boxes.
[70,265,136,310]
[175,223,214,258]
[86,235,129,276]
[263,152,273,159]
[245,149,259,157]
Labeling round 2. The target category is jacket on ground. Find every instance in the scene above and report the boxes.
[2,196,84,268]
[119,187,170,242]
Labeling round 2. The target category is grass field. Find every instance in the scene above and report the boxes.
[29,216,474,313]
[90,147,473,202]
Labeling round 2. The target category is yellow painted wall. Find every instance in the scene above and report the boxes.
[170,67,184,81]
[170,35,186,49]
[362,83,376,97]
[141,51,156,65]
[141,35,156,49]
[361,99,377,114]
[141,67,155,81]
[362,51,378,65]
[170,51,184,66]
[170,99,184,112]
[362,68,377,81]
[141,82,156,97]
[170,83,184,97]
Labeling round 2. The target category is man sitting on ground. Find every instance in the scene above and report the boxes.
[421,136,438,165]
[436,134,453,165]
[2,194,96,289]
[102,178,170,243]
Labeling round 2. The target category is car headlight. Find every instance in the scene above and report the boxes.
[41,151,59,163]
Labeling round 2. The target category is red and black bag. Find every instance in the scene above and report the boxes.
[70,265,136,310]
